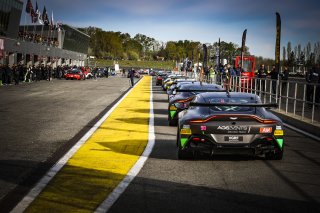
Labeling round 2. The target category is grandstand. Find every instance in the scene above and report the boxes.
[0,0,90,67]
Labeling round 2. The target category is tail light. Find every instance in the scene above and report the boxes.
[190,115,277,124]
[192,138,205,142]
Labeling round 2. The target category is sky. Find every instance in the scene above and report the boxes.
[20,0,320,58]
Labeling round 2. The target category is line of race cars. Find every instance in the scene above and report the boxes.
[155,72,284,160]
[64,67,117,80]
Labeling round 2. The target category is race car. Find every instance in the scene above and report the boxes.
[156,72,167,86]
[177,92,284,160]
[168,82,224,126]
[65,68,85,80]
[162,74,184,91]
[167,78,196,96]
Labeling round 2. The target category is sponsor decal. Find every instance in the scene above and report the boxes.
[217,126,248,131]
[217,126,250,134]
[225,136,243,142]
[180,129,191,135]
[183,125,190,129]
[274,130,284,136]
[201,126,207,131]
[260,127,272,133]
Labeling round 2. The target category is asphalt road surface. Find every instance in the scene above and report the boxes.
[0,76,319,212]
[108,80,320,213]
[0,76,133,211]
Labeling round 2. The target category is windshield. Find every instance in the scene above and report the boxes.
[68,69,80,74]
[238,60,253,72]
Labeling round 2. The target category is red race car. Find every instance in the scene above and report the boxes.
[65,69,85,80]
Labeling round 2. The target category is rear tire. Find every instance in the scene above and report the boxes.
[169,118,177,126]
[178,148,193,160]
[266,149,283,160]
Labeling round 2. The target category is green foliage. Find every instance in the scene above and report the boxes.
[82,27,249,65]
[127,51,139,60]
[93,59,175,70]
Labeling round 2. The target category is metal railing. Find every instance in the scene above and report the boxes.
[209,74,320,125]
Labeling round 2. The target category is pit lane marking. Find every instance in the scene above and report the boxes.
[11,76,153,212]
[95,77,155,213]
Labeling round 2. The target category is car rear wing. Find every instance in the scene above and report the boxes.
[189,102,278,108]
[176,89,227,93]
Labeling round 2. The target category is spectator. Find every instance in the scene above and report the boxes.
[281,66,290,94]
[313,63,320,106]
[305,65,318,107]
[257,64,267,94]
[13,64,20,85]
[270,65,279,96]
[0,63,3,85]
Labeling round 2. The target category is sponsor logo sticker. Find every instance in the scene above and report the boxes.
[224,136,243,142]
[274,130,284,136]
[183,125,190,129]
[180,129,192,135]
[201,126,207,131]
[260,127,272,133]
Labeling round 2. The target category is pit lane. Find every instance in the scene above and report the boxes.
[107,78,320,213]
[1,76,320,212]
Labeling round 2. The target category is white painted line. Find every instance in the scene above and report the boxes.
[95,78,155,213]
[10,80,143,213]
[284,123,320,142]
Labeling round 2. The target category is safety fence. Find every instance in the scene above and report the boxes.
[210,74,320,125]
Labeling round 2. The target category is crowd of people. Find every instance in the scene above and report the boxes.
[18,31,59,47]
[189,62,320,106]
[0,64,80,85]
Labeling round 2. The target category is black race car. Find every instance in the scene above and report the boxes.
[167,78,196,96]
[168,82,224,126]
[177,92,284,160]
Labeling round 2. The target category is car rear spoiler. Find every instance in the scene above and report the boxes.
[176,89,226,93]
[189,102,278,108]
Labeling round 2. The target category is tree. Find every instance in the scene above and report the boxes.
[306,42,311,61]
[287,42,292,62]
[288,51,295,67]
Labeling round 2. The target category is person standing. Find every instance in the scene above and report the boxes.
[129,68,135,87]
[305,65,318,107]
[0,63,3,85]
[270,65,279,97]
[257,64,267,94]
[281,66,290,94]
[13,64,20,85]
[316,64,320,106]
[48,65,52,81]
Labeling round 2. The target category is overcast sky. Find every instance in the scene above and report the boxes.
[21,0,320,58]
